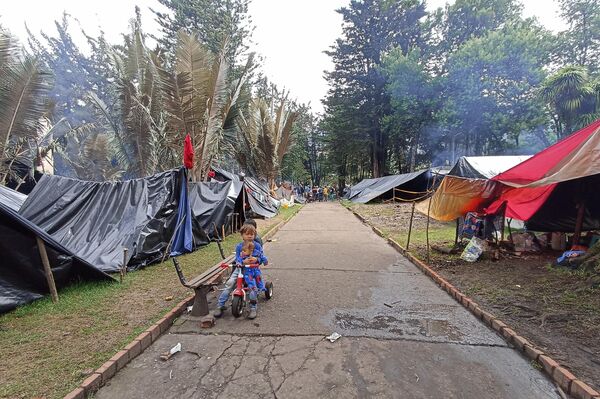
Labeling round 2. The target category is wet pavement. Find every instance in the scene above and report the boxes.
[96,202,560,399]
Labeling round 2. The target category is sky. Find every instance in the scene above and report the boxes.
[1,0,568,114]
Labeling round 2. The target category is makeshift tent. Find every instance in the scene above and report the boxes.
[211,168,279,218]
[19,169,185,273]
[486,119,600,232]
[348,169,433,204]
[0,185,27,212]
[344,177,377,200]
[188,180,244,243]
[0,201,112,313]
[448,156,531,179]
[274,183,294,201]
[419,156,532,221]
[244,176,279,217]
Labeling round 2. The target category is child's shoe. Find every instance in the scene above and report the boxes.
[248,308,257,319]
[214,306,226,318]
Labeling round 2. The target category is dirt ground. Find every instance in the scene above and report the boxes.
[349,202,600,391]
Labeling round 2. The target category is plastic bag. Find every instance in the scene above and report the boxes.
[460,237,486,262]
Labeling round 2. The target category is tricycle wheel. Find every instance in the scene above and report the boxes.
[231,296,244,318]
[265,282,273,300]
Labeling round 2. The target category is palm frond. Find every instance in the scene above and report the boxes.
[0,56,52,160]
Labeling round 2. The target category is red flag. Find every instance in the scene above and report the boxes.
[183,134,194,169]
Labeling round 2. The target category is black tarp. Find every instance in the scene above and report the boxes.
[448,156,531,179]
[0,201,112,313]
[189,180,244,244]
[0,185,27,211]
[525,174,600,232]
[345,178,377,200]
[244,177,278,218]
[211,167,278,219]
[349,170,433,204]
[19,169,183,273]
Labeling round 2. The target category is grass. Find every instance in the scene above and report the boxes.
[0,204,302,399]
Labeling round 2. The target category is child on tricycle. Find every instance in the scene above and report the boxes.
[214,223,271,319]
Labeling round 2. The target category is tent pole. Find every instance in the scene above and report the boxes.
[120,248,128,283]
[426,194,432,263]
[36,236,58,303]
[573,201,586,247]
[454,218,459,246]
[242,183,247,219]
[406,201,415,251]
[426,174,437,263]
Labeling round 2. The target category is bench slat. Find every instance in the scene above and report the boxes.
[187,254,235,287]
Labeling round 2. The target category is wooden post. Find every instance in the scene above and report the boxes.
[242,182,247,219]
[120,248,128,283]
[426,192,433,263]
[454,218,459,246]
[222,224,226,240]
[406,201,416,251]
[572,201,586,247]
[36,236,58,303]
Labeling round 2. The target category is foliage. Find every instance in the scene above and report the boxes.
[323,0,428,180]
[442,22,551,156]
[556,0,600,72]
[381,48,439,172]
[152,0,253,63]
[540,65,600,138]
[0,30,53,184]
[322,0,592,181]
[235,94,298,187]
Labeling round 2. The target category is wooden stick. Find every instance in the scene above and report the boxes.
[573,200,586,246]
[36,236,58,303]
[222,225,225,240]
[406,201,415,250]
[120,248,128,283]
[454,218,459,246]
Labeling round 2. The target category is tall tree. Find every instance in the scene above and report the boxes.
[323,0,427,178]
[382,48,439,172]
[556,0,600,71]
[443,22,551,156]
[152,0,252,63]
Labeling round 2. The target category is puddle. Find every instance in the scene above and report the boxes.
[334,312,463,341]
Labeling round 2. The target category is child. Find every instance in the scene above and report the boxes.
[214,223,267,319]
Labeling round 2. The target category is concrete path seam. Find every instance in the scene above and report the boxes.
[347,206,600,399]
[168,330,511,348]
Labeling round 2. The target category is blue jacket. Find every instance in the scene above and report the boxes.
[235,241,267,265]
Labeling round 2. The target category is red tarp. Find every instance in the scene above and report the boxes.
[485,185,556,221]
[487,119,600,220]
[494,119,600,187]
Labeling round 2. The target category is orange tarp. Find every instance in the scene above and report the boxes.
[416,176,500,221]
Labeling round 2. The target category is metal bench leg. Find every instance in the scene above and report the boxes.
[191,286,210,317]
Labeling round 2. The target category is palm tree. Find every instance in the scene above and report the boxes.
[159,30,254,181]
[87,15,176,179]
[236,95,298,188]
[0,30,53,184]
[540,66,600,138]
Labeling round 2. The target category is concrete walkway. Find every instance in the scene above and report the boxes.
[97,202,559,399]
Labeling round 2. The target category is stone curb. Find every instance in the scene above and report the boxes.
[66,206,302,399]
[68,295,195,398]
[348,207,600,399]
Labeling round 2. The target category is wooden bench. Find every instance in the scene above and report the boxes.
[172,240,234,318]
